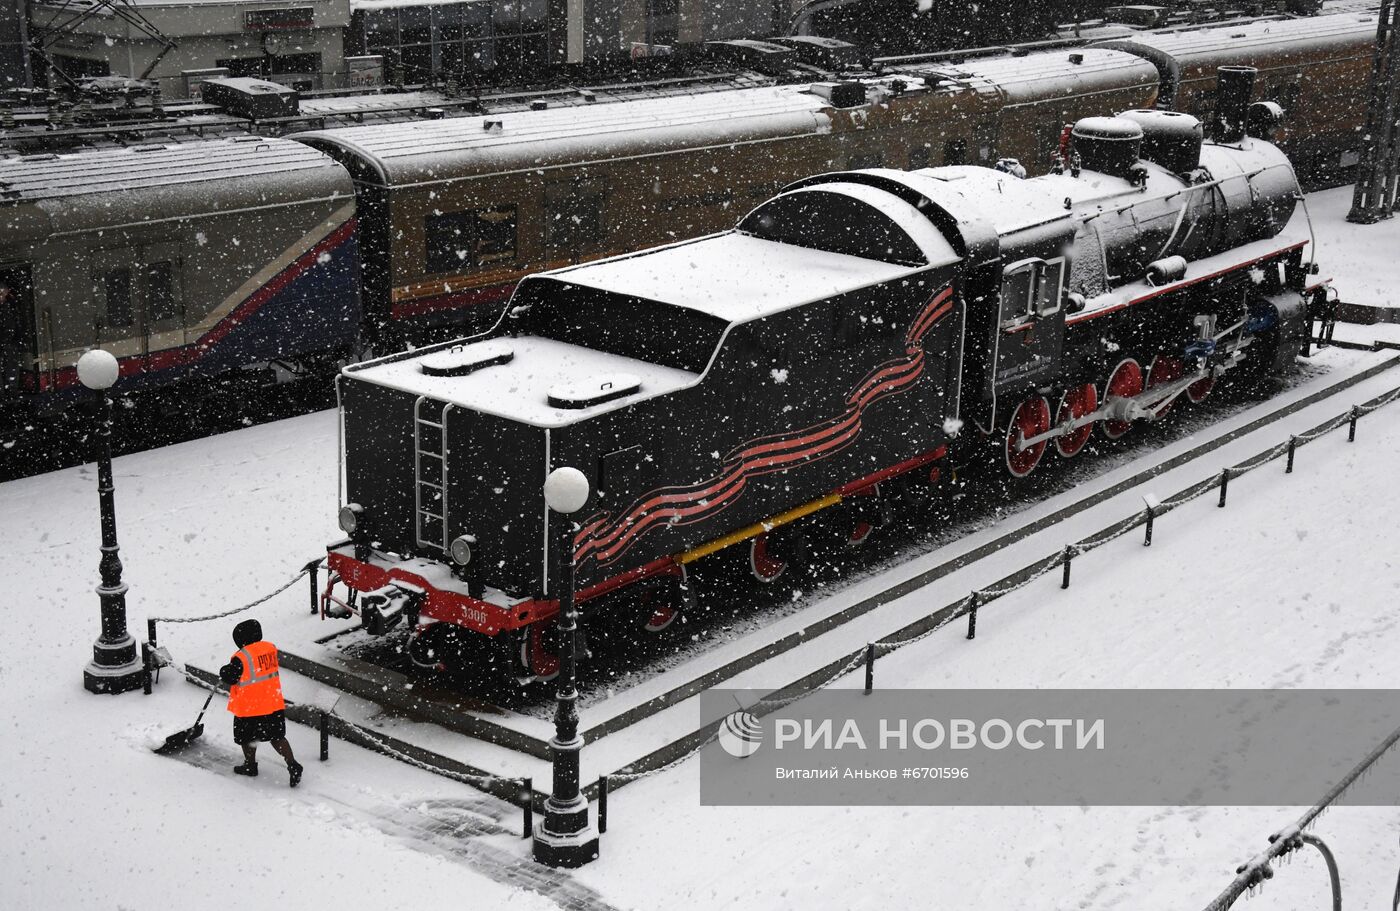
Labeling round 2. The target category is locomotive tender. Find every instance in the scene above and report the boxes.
[326,65,1319,678]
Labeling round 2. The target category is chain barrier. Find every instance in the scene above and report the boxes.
[607,650,873,785]
[149,560,320,625]
[608,731,723,784]
[327,710,522,790]
[1356,386,1400,414]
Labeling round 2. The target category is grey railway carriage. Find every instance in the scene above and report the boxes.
[325,67,1319,679]
[0,137,360,423]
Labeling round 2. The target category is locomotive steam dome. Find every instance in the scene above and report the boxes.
[1071,116,1144,178]
[1116,109,1204,175]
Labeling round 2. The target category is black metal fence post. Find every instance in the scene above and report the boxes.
[864,642,876,694]
[1061,546,1072,589]
[966,593,979,640]
[308,559,321,615]
[598,775,609,835]
[1349,406,1359,442]
[1218,468,1230,507]
[319,711,330,761]
[141,641,153,695]
[521,777,533,838]
[1143,507,1155,547]
[1286,436,1297,473]
[147,618,157,649]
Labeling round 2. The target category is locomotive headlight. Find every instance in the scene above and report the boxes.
[338,503,364,535]
[449,535,475,566]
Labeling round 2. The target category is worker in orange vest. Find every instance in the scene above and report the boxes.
[218,619,303,787]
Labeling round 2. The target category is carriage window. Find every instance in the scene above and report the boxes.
[147,261,177,321]
[908,145,931,170]
[476,206,517,265]
[425,212,475,273]
[849,152,884,170]
[103,268,133,328]
[425,206,517,274]
[943,138,967,166]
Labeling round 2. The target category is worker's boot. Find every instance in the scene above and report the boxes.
[288,761,303,788]
[233,761,259,777]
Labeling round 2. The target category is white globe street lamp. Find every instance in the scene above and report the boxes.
[533,466,600,867]
[78,349,143,694]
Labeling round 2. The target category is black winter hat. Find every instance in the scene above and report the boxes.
[232,618,263,648]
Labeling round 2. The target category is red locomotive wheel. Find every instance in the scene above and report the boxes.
[1102,358,1144,439]
[1147,355,1186,416]
[1054,383,1098,458]
[638,565,696,633]
[848,520,874,546]
[1005,396,1051,478]
[749,533,787,583]
[639,585,680,633]
[520,625,560,681]
[1187,373,1216,404]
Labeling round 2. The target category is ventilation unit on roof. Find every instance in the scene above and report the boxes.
[548,374,642,409]
[483,119,503,133]
[530,99,548,111]
[805,81,866,108]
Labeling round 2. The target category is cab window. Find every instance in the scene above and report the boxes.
[999,258,1063,328]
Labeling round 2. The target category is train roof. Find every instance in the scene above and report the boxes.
[556,234,917,324]
[925,47,1158,105]
[0,135,352,244]
[1095,11,1378,74]
[554,177,961,324]
[293,84,833,186]
[0,135,340,203]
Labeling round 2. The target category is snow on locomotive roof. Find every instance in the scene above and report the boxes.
[555,232,923,324]
[293,84,830,185]
[1096,11,1378,62]
[931,47,1158,104]
[0,135,340,203]
[350,335,700,428]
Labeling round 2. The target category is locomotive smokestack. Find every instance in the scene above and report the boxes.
[1212,66,1257,144]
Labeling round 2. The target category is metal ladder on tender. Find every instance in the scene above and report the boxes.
[413,396,452,553]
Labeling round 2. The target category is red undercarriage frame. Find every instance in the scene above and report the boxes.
[324,444,949,639]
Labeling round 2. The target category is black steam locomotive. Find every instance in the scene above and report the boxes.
[324,66,1322,679]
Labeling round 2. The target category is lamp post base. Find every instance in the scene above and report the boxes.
[532,821,600,868]
[83,633,144,694]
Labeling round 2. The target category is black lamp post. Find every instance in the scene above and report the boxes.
[532,466,600,868]
[77,349,143,695]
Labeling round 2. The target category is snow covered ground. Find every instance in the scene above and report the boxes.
[1,187,1397,910]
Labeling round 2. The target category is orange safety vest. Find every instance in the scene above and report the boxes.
[227,640,286,717]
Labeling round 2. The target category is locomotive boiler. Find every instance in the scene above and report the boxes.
[324,66,1320,679]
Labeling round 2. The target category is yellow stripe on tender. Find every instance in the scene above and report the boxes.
[677,494,843,565]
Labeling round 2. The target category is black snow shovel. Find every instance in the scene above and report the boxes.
[153,692,215,755]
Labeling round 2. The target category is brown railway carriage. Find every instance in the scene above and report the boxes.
[1098,11,1379,179]
[295,49,1158,341]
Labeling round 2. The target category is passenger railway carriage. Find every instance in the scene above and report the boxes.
[324,66,1324,679]
[0,137,359,418]
[295,47,1158,343]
